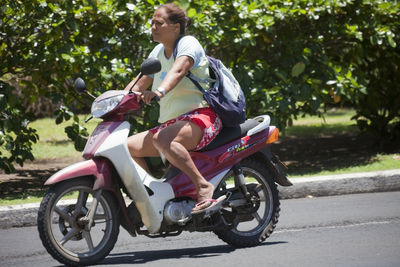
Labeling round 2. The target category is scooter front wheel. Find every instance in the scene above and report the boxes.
[37,177,120,266]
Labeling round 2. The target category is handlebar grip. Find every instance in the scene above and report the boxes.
[152,95,160,103]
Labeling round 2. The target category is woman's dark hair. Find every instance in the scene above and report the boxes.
[160,3,191,35]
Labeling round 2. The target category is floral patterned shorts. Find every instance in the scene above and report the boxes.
[149,107,222,151]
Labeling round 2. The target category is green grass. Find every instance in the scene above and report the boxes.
[0,115,101,160]
[0,191,80,206]
[29,116,101,160]
[285,109,358,136]
[0,193,45,206]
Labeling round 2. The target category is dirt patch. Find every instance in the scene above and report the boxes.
[273,132,391,176]
[0,158,81,197]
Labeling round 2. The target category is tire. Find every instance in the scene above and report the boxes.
[37,178,120,266]
[213,158,280,247]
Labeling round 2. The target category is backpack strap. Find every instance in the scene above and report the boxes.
[172,36,183,60]
[187,73,207,94]
[173,36,214,94]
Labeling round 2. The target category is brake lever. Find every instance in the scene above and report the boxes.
[85,116,93,123]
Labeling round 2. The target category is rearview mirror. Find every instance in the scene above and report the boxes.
[74,78,96,99]
[74,77,87,93]
[140,58,161,76]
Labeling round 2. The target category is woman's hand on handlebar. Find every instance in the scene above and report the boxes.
[138,91,161,104]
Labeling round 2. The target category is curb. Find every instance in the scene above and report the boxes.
[1,169,399,229]
[278,169,400,199]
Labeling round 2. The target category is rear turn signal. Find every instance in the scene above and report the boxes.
[266,128,279,144]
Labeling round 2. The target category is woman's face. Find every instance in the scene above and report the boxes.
[151,8,179,44]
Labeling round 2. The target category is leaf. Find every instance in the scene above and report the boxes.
[311,96,321,112]
[126,3,136,11]
[326,80,337,85]
[188,8,197,17]
[388,35,396,48]
[274,71,288,82]
[291,62,305,77]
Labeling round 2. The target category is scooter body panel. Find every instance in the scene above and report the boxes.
[167,127,276,199]
[94,121,174,233]
[83,121,124,160]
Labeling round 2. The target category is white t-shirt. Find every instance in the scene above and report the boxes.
[148,35,210,123]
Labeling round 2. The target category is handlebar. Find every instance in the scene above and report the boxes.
[152,95,160,103]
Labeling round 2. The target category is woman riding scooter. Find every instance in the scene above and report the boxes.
[124,3,223,213]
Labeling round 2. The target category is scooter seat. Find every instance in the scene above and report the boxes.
[199,118,260,151]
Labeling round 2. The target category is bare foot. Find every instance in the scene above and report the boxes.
[197,182,214,201]
[192,182,214,212]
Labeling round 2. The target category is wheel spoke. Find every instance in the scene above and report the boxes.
[60,228,79,245]
[255,184,263,194]
[54,206,73,224]
[252,212,262,222]
[82,230,94,251]
[74,191,88,215]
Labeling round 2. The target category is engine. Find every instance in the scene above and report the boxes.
[163,199,196,225]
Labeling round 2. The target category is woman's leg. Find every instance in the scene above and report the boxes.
[127,130,160,172]
[152,120,214,207]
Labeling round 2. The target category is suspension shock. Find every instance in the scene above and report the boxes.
[232,164,251,200]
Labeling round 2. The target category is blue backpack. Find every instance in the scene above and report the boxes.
[173,38,246,127]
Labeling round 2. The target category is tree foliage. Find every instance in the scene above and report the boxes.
[0,82,38,173]
[1,0,399,172]
[183,0,400,134]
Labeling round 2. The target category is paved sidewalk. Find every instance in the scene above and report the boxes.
[0,169,399,229]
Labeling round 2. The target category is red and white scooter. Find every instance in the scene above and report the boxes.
[37,58,292,266]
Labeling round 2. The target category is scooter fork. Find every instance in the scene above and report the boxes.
[80,189,102,231]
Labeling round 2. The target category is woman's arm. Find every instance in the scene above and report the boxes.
[123,74,153,92]
[158,55,194,95]
[139,55,194,104]
[133,55,194,103]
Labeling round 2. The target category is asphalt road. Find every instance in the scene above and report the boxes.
[1,191,399,267]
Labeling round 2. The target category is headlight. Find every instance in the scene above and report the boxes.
[91,94,124,118]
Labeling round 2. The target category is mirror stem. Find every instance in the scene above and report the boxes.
[129,73,143,93]
[86,91,96,99]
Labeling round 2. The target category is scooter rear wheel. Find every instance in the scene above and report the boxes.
[37,177,120,266]
[213,158,280,247]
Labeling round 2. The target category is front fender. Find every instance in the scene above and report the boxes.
[44,158,116,191]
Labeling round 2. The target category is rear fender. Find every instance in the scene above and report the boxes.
[44,158,116,191]
[252,147,292,187]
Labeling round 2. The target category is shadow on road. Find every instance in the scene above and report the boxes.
[101,241,287,265]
